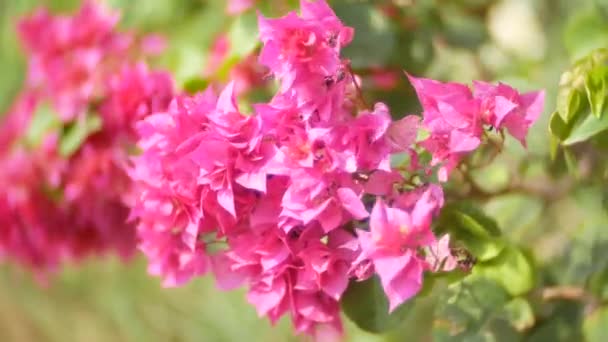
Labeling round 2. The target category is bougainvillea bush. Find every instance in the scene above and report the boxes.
[0,0,607,341]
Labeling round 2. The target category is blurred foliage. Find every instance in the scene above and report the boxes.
[2,0,608,341]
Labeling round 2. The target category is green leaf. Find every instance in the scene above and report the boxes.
[583,306,608,342]
[24,102,61,148]
[183,77,209,94]
[527,301,584,342]
[390,152,410,169]
[585,65,608,118]
[557,82,586,123]
[566,89,584,122]
[441,202,502,237]
[563,147,579,174]
[416,127,430,143]
[549,111,569,140]
[436,202,505,261]
[341,276,415,333]
[563,110,608,145]
[588,267,608,301]
[434,276,510,337]
[227,10,259,58]
[439,5,487,50]
[59,113,103,157]
[501,298,535,332]
[334,3,396,68]
[474,246,535,296]
[564,7,608,60]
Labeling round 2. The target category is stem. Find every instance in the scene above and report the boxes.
[456,167,574,203]
[345,60,369,110]
[541,286,589,302]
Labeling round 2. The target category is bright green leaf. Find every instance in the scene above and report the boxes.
[563,147,579,174]
[59,113,102,157]
[416,127,430,142]
[549,111,569,140]
[584,65,608,118]
[183,77,209,94]
[563,110,608,145]
[24,102,61,148]
[474,246,535,296]
[228,10,259,58]
[583,306,608,342]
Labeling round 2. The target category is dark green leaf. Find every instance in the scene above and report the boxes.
[501,297,535,332]
[440,202,502,237]
[334,3,396,68]
[439,5,487,49]
[527,301,584,342]
[341,276,415,333]
[435,202,505,261]
[434,276,510,338]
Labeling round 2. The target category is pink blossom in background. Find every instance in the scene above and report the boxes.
[17,0,164,121]
[370,69,400,90]
[227,0,256,15]
[100,63,174,140]
[0,1,174,277]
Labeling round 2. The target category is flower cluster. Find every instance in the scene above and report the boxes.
[0,1,174,278]
[129,0,544,339]
[0,0,544,338]
[408,76,544,181]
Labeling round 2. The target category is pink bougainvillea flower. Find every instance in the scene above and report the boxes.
[258,0,353,93]
[120,0,545,337]
[426,234,458,272]
[473,81,545,146]
[408,74,483,181]
[17,0,163,120]
[386,114,420,153]
[358,188,442,312]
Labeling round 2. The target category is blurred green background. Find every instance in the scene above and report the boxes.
[1,0,608,341]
